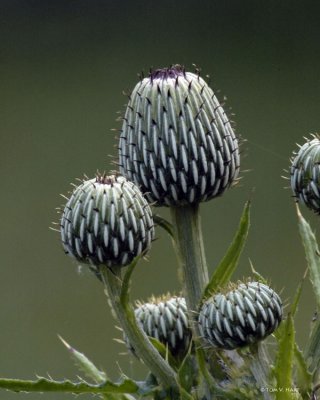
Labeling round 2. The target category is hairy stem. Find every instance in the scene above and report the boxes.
[170,204,209,313]
[100,267,179,391]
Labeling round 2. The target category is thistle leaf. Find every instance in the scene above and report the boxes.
[58,335,106,384]
[273,278,304,400]
[0,376,139,395]
[296,206,320,375]
[294,344,312,398]
[202,201,250,301]
[273,313,296,400]
[296,204,320,309]
[305,319,320,375]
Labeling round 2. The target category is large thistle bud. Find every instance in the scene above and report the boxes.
[198,281,283,350]
[60,174,154,268]
[290,136,320,213]
[126,296,192,357]
[119,65,240,206]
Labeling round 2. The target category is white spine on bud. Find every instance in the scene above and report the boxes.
[60,175,154,268]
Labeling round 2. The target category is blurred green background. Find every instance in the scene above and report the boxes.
[1,0,320,398]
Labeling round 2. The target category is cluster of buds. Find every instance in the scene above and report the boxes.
[58,65,285,362]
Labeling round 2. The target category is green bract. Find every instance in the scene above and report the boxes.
[126,296,192,357]
[119,65,240,206]
[198,281,283,350]
[290,136,320,213]
[60,175,154,268]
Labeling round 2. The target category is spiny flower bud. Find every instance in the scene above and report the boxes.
[290,136,320,213]
[119,65,240,206]
[126,296,191,357]
[60,174,154,268]
[198,281,283,350]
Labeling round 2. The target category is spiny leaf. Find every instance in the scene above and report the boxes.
[305,319,320,375]
[294,344,312,399]
[291,269,307,318]
[202,201,250,301]
[273,313,296,400]
[273,275,305,399]
[297,205,320,309]
[0,376,139,394]
[58,335,106,384]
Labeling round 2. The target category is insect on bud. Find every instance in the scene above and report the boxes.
[126,296,191,357]
[290,136,320,214]
[119,65,240,206]
[60,174,154,268]
[198,281,283,350]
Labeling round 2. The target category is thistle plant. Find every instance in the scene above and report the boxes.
[2,66,320,400]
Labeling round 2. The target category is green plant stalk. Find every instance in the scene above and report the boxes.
[169,205,211,397]
[170,204,209,314]
[100,268,179,392]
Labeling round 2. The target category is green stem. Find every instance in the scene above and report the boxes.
[100,268,179,392]
[170,204,209,313]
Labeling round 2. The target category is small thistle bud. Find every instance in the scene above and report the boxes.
[198,281,283,350]
[126,296,191,357]
[60,174,154,268]
[290,136,320,213]
[119,65,240,206]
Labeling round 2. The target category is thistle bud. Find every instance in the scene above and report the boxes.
[60,174,154,268]
[290,136,320,213]
[126,296,191,357]
[198,281,283,350]
[119,65,240,206]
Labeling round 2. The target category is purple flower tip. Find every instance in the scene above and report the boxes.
[149,65,185,81]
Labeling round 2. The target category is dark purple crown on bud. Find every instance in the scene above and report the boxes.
[149,65,185,81]
[119,65,240,206]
